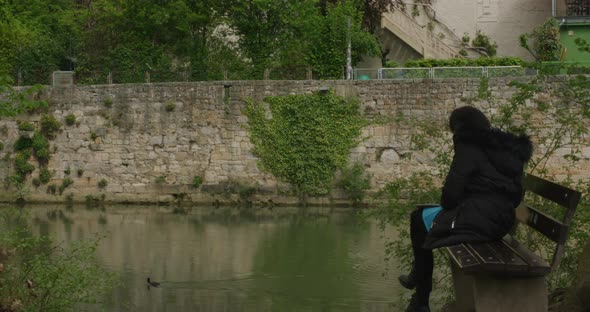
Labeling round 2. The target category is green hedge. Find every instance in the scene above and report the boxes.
[403,57,525,68]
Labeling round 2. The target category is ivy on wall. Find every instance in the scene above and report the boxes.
[245,91,365,197]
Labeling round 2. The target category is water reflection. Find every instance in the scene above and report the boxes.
[20,205,403,311]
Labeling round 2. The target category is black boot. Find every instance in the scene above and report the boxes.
[405,292,430,312]
[398,269,416,290]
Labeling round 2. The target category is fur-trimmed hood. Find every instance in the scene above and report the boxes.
[454,127,533,177]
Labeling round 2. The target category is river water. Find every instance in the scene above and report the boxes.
[23,204,405,311]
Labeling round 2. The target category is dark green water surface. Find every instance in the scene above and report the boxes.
[26,205,403,311]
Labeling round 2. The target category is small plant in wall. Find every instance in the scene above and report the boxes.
[104,97,113,108]
[165,101,175,112]
[32,132,50,164]
[192,176,203,188]
[471,30,498,57]
[155,176,166,184]
[90,131,97,141]
[77,168,84,177]
[17,121,35,131]
[462,32,470,44]
[46,184,57,195]
[40,114,62,139]
[59,177,74,195]
[98,178,108,189]
[426,21,434,32]
[39,168,52,184]
[65,114,76,126]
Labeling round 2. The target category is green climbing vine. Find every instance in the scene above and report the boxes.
[245,91,366,197]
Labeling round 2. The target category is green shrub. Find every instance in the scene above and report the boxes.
[62,177,73,188]
[85,194,106,208]
[13,136,33,151]
[40,114,62,139]
[77,168,84,177]
[404,57,524,68]
[338,163,371,206]
[0,208,117,310]
[472,30,498,57]
[165,101,175,112]
[384,60,399,68]
[104,97,113,108]
[519,18,562,62]
[192,176,203,188]
[238,184,257,200]
[64,166,71,175]
[14,151,34,177]
[17,121,35,131]
[98,178,108,189]
[32,178,41,187]
[462,32,470,44]
[155,176,166,184]
[90,132,97,140]
[39,168,52,184]
[32,132,50,163]
[64,114,76,126]
[59,177,74,195]
[46,184,57,194]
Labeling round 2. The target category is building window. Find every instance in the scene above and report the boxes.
[567,0,590,16]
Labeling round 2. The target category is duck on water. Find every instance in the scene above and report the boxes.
[147,278,160,288]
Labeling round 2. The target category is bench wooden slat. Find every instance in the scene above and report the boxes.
[503,237,551,276]
[467,243,505,272]
[487,240,529,273]
[524,174,581,210]
[447,244,480,270]
[446,238,551,277]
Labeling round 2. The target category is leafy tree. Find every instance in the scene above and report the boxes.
[0,0,82,84]
[472,30,498,57]
[0,76,47,118]
[0,0,382,82]
[520,18,563,62]
[310,0,380,79]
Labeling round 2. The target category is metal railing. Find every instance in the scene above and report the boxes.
[540,61,590,75]
[354,66,538,80]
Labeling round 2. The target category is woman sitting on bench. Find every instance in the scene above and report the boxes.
[399,106,533,312]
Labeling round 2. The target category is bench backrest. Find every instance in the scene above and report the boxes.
[515,174,582,269]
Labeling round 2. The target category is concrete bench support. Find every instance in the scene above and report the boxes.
[451,261,548,312]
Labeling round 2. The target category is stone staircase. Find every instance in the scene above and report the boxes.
[380,8,462,60]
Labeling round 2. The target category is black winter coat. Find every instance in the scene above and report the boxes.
[423,128,533,249]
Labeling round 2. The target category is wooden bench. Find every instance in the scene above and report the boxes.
[426,174,582,312]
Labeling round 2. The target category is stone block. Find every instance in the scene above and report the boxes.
[89,144,104,151]
[380,149,400,163]
[176,152,188,161]
[149,136,163,146]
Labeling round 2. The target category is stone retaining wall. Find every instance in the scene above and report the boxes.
[0,79,587,204]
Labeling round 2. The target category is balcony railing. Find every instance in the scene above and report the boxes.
[566,0,590,16]
[554,0,590,22]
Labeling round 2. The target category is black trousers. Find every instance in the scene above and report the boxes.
[410,208,433,304]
